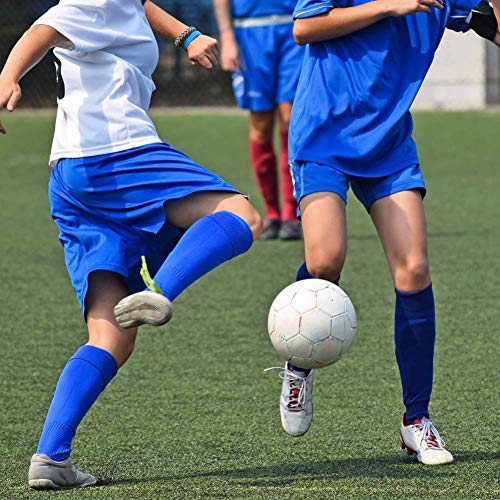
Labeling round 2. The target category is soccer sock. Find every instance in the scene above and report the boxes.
[296,262,339,286]
[395,284,435,423]
[37,345,118,461]
[249,139,280,220]
[279,131,297,221]
[153,211,253,301]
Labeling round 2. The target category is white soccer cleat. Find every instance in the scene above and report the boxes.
[28,453,97,490]
[400,414,454,465]
[279,363,314,437]
[114,291,173,329]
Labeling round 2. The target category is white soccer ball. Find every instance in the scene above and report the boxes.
[268,279,357,369]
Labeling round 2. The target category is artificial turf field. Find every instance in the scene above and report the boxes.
[0,111,499,499]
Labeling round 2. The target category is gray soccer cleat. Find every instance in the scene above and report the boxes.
[278,220,301,240]
[114,291,173,329]
[260,218,281,240]
[28,453,97,490]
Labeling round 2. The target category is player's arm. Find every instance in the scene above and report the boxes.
[213,0,242,71]
[143,1,219,69]
[293,0,444,45]
[468,0,500,46]
[0,25,68,135]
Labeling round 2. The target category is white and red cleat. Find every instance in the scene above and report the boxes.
[400,413,454,465]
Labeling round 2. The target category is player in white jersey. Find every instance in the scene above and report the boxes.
[0,0,262,490]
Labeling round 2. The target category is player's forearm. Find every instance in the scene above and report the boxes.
[144,1,189,41]
[293,3,390,45]
[213,0,235,40]
[0,25,66,83]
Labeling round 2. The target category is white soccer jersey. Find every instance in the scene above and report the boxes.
[34,0,162,165]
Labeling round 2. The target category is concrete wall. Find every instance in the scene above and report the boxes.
[413,31,487,110]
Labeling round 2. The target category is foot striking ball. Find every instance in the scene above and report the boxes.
[268,279,357,369]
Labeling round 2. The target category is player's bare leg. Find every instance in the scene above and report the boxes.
[30,272,135,489]
[370,189,453,465]
[277,102,300,240]
[114,192,262,329]
[301,191,347,282]
[163,190,262,237]
[276,192,347,437]
[249,110,282,239]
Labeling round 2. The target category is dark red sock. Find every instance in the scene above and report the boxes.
[280,131,298,221]
[249,139,280,220]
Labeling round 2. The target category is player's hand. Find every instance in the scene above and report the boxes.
[0,77,21,135]
[220,32,242,72]
[381,0,444,16]
[187,35,219,70]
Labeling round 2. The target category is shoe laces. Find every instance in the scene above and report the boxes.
[414,418,446,451]
[265,366,309,411]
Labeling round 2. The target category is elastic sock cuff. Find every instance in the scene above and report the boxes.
[208,211,253,257]
[70,345,118,385]
[395,283,433,297]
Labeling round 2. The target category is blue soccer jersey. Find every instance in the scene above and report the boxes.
[232,0,297,18]
[289,0,478,177]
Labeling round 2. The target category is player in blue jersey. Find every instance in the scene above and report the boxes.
[0,0,262,489]
[213,0,304,240]
[273,0,500,464]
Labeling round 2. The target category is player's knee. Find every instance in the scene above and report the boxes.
[244,205,263,240]
[307,255,344,282]
[249,115,274,143]
[394,259,430,291]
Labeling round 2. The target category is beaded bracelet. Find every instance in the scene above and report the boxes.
[174,26,197,48]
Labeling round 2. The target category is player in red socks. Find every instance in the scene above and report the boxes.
[214,0,304,239]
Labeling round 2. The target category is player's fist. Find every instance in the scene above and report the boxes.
[220,32,242,73]
[380,0,444,16]
[0,76,21,135]
[187,35,219,70]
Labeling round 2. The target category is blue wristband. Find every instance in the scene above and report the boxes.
[183,31,202,50]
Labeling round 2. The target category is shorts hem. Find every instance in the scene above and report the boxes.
[362,180,426,212]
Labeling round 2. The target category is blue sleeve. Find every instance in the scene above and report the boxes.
[447,0,479,31]
[293,0,337,20]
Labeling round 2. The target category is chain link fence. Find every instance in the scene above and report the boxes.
[0,0,235,108]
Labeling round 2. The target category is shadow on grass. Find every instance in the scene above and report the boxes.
[98,450,499,488]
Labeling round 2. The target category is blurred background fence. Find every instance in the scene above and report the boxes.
[1,1,499,109]
[0,0,235,108]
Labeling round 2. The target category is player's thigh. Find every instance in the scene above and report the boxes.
[85,270,138,367]
[249,110,275,142]
[301,192,347,280]
[165,191,262,239]
[277,102,292,134]
[369,189,430,291]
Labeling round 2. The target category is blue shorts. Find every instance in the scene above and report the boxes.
[49,143,240,314]
[290,161,426,214]
[232,23,304,112]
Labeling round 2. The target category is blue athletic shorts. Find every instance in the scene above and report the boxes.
[48,142,240,314]
[232,23,304,112]
[290,161,426,214]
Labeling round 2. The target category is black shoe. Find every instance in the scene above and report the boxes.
[260,218,281,240]
[279,220,301,240]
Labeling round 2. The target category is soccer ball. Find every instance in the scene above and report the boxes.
[268,279,357,369]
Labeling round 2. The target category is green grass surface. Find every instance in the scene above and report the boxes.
[0,111,499,499]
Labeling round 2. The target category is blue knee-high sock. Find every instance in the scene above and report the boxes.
[296,262,339,285]
[395,284,435,423]
[153,211,253,301]
[290,263,339,373]
[37,345,118,461]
